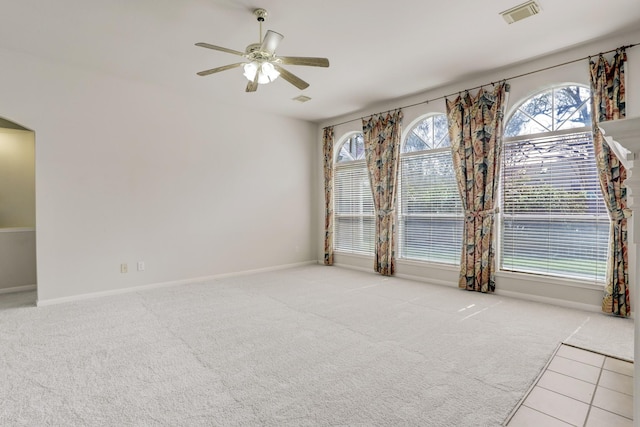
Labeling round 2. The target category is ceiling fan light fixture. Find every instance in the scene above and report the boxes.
[260,62,280,83]
[242,61,258,81]
[243,61,280,84]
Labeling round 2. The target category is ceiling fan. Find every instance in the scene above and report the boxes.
[195,8,330,93]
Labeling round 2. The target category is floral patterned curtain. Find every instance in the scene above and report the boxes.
[589,49,631,317]
[446,83,509,292]
[362,110,403,275]
[322,126,335,266]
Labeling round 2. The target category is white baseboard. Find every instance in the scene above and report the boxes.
[329,260,624,317]
[0,284,36,295]
[39,257,607,314]
[336,265,603,313]
[493,289,602,313]
[396,272,602,312]
[36,261,315,307]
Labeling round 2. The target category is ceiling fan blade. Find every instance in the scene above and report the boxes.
[246,81,258,92]
[273,64,309,90]
[246,71,259,92]
[260,30,284,54]
[196,62,245,76]
[195,42,245,57]
[279,56,329,67]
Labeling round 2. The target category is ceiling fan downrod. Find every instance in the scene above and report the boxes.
[254,8,268,43]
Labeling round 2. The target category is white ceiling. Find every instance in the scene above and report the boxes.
[1,0,639,123]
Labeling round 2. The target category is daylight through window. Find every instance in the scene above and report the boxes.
[500,85,608,282]
[399,114,463,264]
[334,133,375,255]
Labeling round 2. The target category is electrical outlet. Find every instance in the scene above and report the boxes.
[137,261,145,272]
[120,263,128,274]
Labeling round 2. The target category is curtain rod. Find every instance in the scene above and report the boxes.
[326,43,639,129]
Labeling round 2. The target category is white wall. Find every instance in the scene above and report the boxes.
[0,128,35,227]
[0,47,317,303]
[317,29,640,311]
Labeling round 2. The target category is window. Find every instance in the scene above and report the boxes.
[501,85,608,282]
[334,133,374,254]
[399,114,463,264]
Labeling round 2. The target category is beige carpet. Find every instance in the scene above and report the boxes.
[0,265,633,426]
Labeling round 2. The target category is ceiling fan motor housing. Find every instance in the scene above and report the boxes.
[245,43,262,55]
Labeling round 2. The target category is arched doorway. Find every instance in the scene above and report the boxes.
[0,117,36,303]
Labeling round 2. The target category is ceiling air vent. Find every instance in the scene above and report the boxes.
[500,1,541,24]
[293,95,311,103]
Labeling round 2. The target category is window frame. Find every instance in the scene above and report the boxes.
[333,132,375,256]
[397,113,464,265]
[497,84,609,284]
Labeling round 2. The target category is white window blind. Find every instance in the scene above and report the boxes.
[399,115,463,264]
[500,85,608,283]
[501,131,608,282]
[334,134,375,255]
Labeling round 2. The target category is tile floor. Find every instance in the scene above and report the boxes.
[506,344,633,426]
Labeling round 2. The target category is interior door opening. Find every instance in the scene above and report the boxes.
[0,117,36,304]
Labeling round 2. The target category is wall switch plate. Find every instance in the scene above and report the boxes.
[120,263,128,273]
[137,261,145,271]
